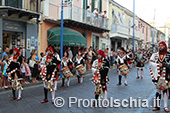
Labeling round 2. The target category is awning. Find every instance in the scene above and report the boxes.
[47,27,87,47]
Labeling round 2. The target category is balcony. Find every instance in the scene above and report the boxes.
[0,0,41,13]
[0,0,40,21]
[129,28,140,40]
[110,24,129,39]
[44,3,109,32]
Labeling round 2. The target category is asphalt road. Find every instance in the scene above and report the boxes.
[0,64,169,113]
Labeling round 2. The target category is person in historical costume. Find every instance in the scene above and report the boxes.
[40,47,61,104]
[149,41,170,112]
[75,50,86,84]
[7,48,23,101]
[60,51,73,87]
[115,47,130,86]
[92,50,109,106]
[127,49,134,69]
[135,49,146,79]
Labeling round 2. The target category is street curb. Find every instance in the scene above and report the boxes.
[0,70,93,93]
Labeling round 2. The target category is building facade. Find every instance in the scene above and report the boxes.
[0,0,40,57]
[39,0,110,55]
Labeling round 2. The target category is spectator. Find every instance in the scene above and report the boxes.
[1,55,10,88]
[93,8,99,25]
[68,47,73,59]
[100,10,107,18]
[31,49,40,83]
[1,46,9,60]
[110,48,114,66]
[23,58,31,84]
[86,6,91,24]
[88,46,96,70]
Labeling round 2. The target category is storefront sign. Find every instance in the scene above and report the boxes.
[3,21,21,31]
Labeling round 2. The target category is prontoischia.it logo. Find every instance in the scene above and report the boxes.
[54,97,160,108]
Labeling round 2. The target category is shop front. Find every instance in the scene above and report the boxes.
[0,19,38,58]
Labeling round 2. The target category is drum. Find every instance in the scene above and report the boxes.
[119,64,130,75]
[60,67,73,78]
[156,78,168,91]
[76,64,86,75]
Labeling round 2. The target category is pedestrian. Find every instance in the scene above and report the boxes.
[88,46,96,70]
[150,41,170,112]
[30,49,40,83]
[92,50,110,106]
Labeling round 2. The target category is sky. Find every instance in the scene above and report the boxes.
[114,0,170,26]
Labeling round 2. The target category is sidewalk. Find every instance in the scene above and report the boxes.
[0,70,93,93]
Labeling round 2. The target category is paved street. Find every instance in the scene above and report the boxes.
[0,64,169,113]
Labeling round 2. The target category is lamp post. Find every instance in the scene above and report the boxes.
[152,9,156,53]
[133,0,135,53]
[60,0,63,77]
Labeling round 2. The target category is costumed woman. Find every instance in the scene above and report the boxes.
[75,50,86,84]
[60,51,73,87]
[7,48,23,101]
[114,47,130,86]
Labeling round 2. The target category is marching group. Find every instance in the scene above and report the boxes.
[1,41,170,112]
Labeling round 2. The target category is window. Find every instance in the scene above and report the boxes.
[142,26,144,33]
[146,27,148,41]
[5,0,22,8]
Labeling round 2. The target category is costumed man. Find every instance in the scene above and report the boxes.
[75,50,86,84]
[127,49,134,69]
[92,50,110,106]
[149,41,170,112]
[40,47,61,104]
[115,47,130,86]
[7,48,23,101]
[135,49,146,79]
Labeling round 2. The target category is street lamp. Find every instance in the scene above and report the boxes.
[60,0,63,77]
[152,8,156,53]
[133,0,135,53]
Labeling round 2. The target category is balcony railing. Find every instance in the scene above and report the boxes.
[130,28,140,39]
[111,24,129,36]
[0,0,40,13]
[47,3,109,30]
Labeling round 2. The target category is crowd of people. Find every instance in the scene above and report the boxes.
[2,41,170,112]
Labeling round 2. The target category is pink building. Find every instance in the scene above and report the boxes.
[39,0,110,54]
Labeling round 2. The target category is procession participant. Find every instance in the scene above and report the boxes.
[135,49,146,79]
[92,50,109,106]
[60,51,73,87]
[75,50,85,84]
[40,46,61,104]
[127,49,134,69]
[114,47,130,86]
[150,41,170,112]
[6,48,23,101]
